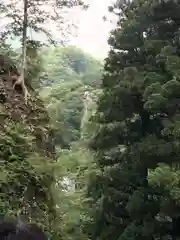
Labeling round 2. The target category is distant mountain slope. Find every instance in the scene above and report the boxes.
[40,46,102,148]
[41,45,103,87]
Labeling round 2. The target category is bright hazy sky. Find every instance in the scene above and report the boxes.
[3,0,117,58]
[71,0,116,58]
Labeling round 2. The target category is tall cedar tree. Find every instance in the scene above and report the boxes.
[88,0,180,239]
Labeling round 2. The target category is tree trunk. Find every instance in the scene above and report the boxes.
[13,0,29,104]
[21,0,28,81]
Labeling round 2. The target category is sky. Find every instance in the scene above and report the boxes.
[70,0,116,58]
[47,0,117,58]
[3,0,117,59]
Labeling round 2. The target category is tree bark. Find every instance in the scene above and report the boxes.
[13,0,29,104]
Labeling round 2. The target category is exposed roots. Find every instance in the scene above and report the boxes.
[12,75,30,104]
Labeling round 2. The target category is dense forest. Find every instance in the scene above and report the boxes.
[2,0,180,240]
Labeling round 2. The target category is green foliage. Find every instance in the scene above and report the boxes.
[87,0,180,239]
[40,46,102,147]
[0,120,61,238]
[26,40,45,89]
[0,0,88,90]
[0,39,44,89]
[41,46,102,87]
[38,45,103,240]
[41,80,85,147]
[57,145,97,240]
[0,41,63,239]
[0,39,102,239]
[80,88,102,141]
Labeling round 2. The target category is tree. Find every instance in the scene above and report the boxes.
[56,146,95,240]
[87,0,180,239]
[41,46,102,87]
[0,49,60,238]
[0,0,86,42]
[26,40,44,89]
[37,45,102,239]
[12,0,29,103]
[0,0,87,102]
[40,46,102,147]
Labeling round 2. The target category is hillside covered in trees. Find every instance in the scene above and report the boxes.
[2,0,180,240]
[40,45,103,147]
